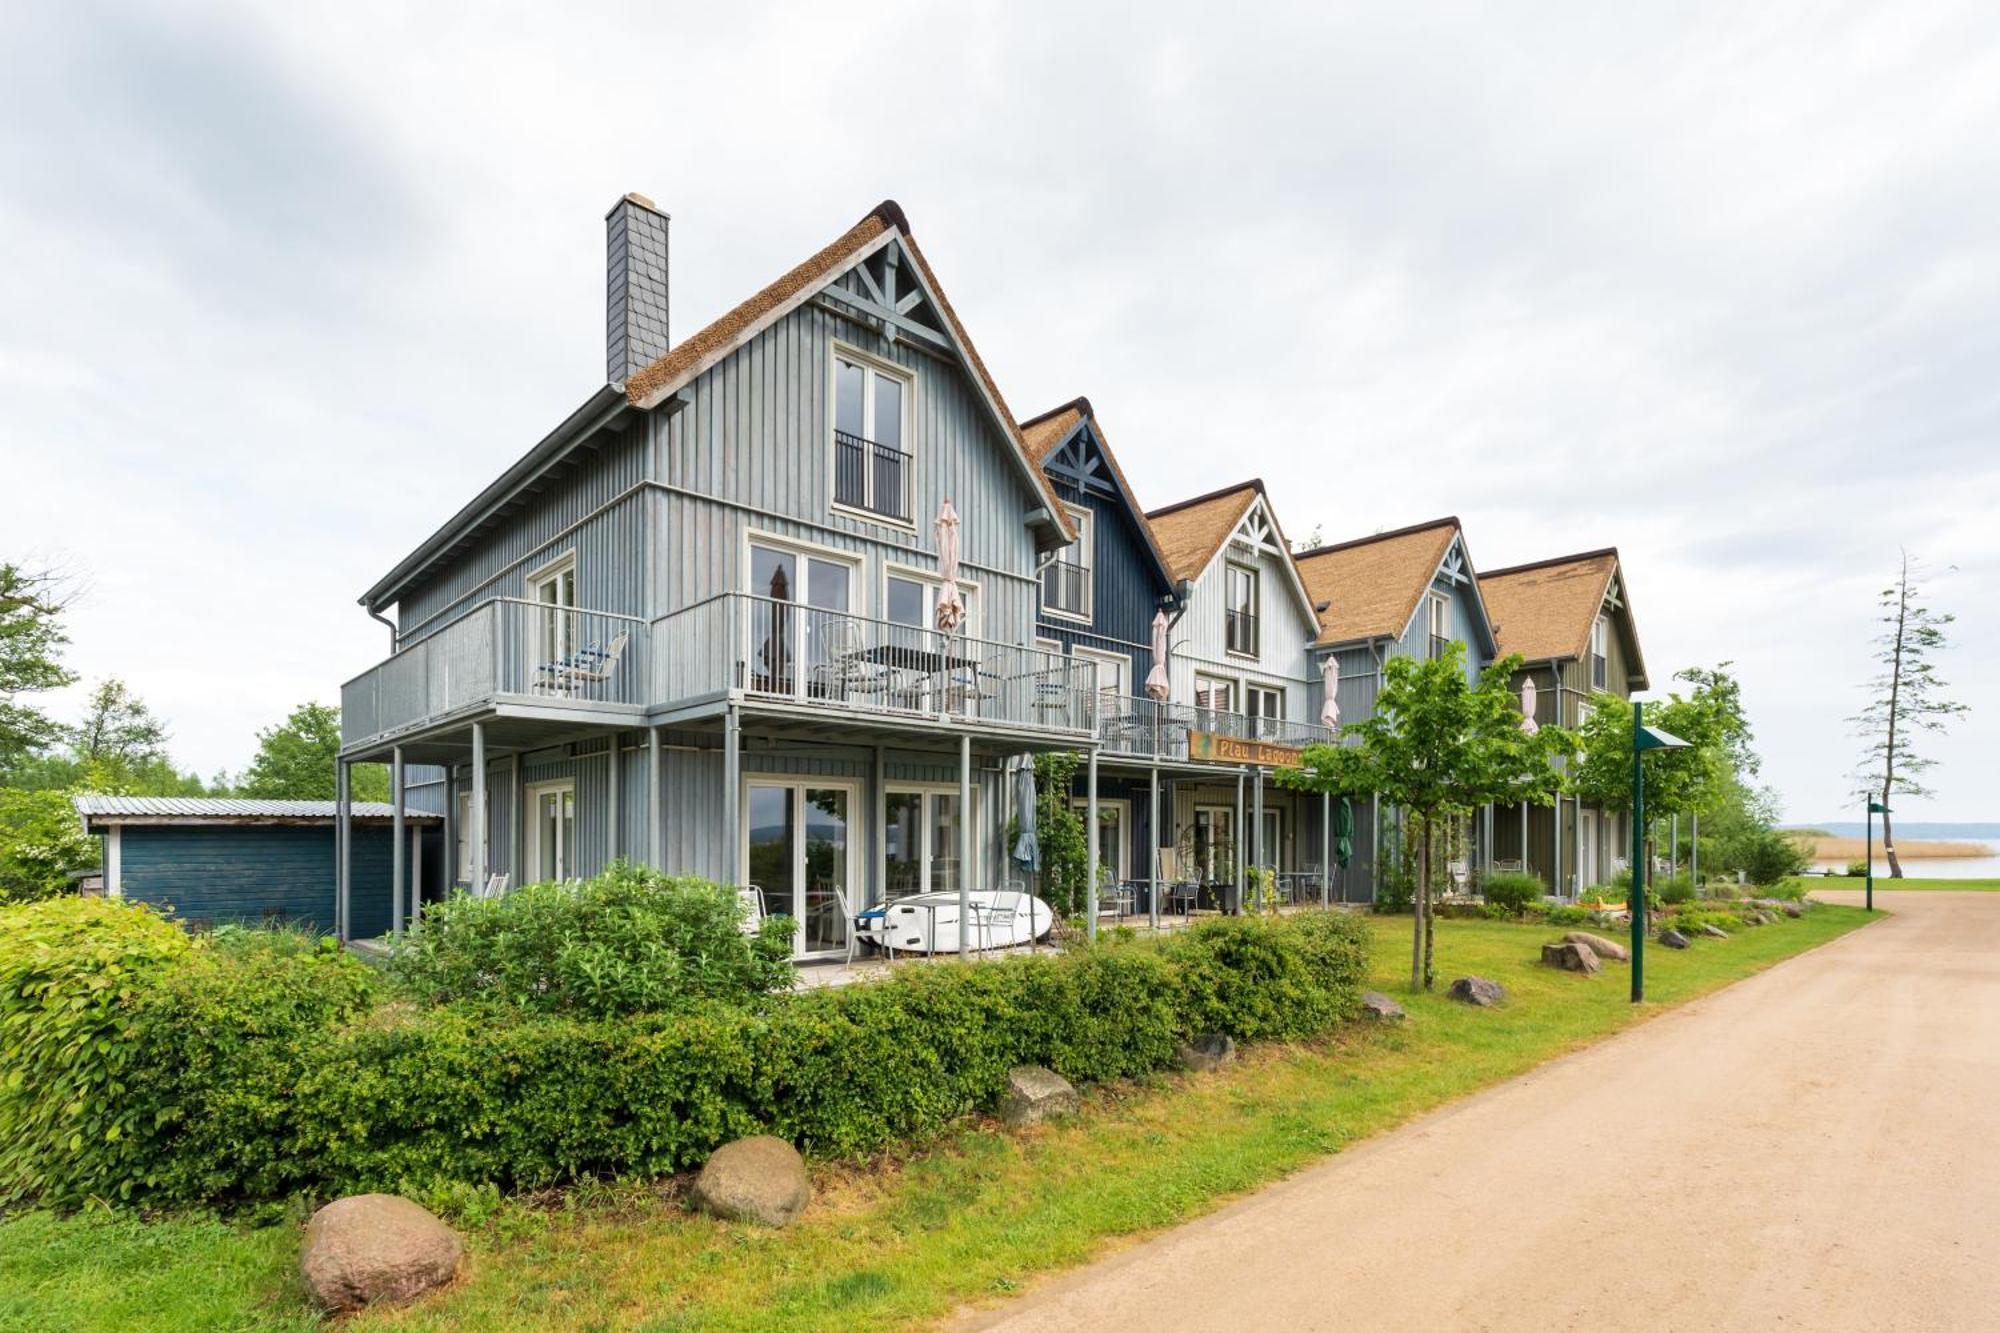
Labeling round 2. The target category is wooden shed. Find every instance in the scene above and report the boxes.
[72,797,443,936]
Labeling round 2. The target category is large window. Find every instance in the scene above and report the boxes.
[1225,564,1259,656]
[748,542,854,697]
[1195,673,1236,716]
[1427,593,1451,661]
[1074,646,1127,711]
[527,553,578,673]
[832,352,910,521]
[1042,505,1092,620]
[1246,683,1284,737]
[1591,615,1609,689]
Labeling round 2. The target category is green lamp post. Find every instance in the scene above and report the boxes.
[1865,798,1890,913]
[1629,701,1691,1003]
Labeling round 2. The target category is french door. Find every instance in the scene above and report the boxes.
[745,781,856,956]
[525,780,576,883]
[1259,807,1283,871]
[1194,805,1234,881]
[884,787,967,900]
[529,558,578,679]
[748,544,853,697]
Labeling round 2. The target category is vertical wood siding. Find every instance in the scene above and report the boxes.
[119,824,399,936]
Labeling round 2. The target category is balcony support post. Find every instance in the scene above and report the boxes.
[390,746,405,939]
[957,734,971,958]
[1085,748,1100,942]
[335,760,351,941]
[1148,763,1161,931]
[509,754,522,883]
[1234,768,1245,914]
[723,706,741,883]
[443,767,457,888]
[607,733,620,870]
[1553,792,1565,900]
[1322,791,1332,907]
[873,744,887,910]
[647,726,663,869]
[470,723,487,894]
[1252,766,1264,909]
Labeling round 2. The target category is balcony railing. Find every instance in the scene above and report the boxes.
[1096,696,1338,762]
[1040,560,1088,618]
[342,598,650,747]
[1429,634,1451,661]
[833,430,910,521]
[1224,608,1258,655]
[1591,652,1608,689]
[652,593,1097,735]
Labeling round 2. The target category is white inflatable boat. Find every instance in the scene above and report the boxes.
[853,889,1057,955]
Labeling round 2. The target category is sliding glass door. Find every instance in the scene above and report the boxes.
[745,780,857,957]
[883,787,967,900]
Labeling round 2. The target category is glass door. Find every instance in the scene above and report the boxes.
[745,780,856,957]
[1194,806,1234,882]
[746,783,795,928]
[529,559,578,689]
[1260,808,1283,872]
[884,788,966,900]
[750,545,853,698]
[802,788,850,953]
[526,780,576,882]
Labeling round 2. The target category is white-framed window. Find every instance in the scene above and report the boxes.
[526,552,578,669]
[831,344,913,524]
[1070,797,1130,883]
[524,779,577,883]
[746,537,859,698]
[1074,645,1127,709]
[1246,683,1284,733]
[1591,615,1609,689]
[1195,673,1236,715]
[885,568,979,640]
[884,784,978,901]
[1224,564,1259,656]
[1042,504,1092,620]
[1427,593,1451,660]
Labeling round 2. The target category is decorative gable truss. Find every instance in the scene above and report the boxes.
[1225,494,1319,633]
[1419,530,1500,661]
[1040,428,1111,497]
[812,239,953,358]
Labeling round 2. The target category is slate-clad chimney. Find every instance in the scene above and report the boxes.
[606,193,671,385]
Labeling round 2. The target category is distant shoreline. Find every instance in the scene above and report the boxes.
[1807,835,1991,861]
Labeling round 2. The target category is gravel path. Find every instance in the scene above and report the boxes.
[956,891,1998,1332]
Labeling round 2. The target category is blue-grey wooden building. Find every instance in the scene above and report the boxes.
[337,196,1108,957]
[1292,517,1501,901]
[73,796,441,935]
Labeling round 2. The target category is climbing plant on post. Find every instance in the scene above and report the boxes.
[1281,644,1574,990]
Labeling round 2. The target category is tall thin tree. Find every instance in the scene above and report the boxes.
[1850,551,1967,878]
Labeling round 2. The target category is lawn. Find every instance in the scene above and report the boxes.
[0,906,1874,1332]
[1800,876,2000,892]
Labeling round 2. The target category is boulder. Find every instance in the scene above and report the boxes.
[1658,928,1691,949]
[1176,1033,1237,1072]
[1782,901,1804,918]
[1563,931,1628,963]
[300,1194,463,1313]
[1447,976,1505,1007]
[1699,923,1730,939]
[1359,990,1407,1021]
[689,1136,811,1228]
[999,1065,1080,1127]
[1541,941,1602,974]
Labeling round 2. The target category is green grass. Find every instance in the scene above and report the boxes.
[0,907,1873,1331]
[1799,876,2000,892]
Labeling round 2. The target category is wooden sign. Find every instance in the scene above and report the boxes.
[1187,731,1304,768]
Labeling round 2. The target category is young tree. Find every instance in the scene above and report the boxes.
[1279,645,1573,990]
[69,677,169,769]
[236,702,388,802]
[1850,552,1968,877]
[1569,666,1750,832]
[0,788,98,904]
[0,562,77,776]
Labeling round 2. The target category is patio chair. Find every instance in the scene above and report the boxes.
[830,884,877,964]
[809,617,891,702]
[736,885,764,937]
[970,892,1019,953]
[539,632,629,698]
[482,872,510,898]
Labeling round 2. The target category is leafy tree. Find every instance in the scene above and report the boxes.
[236,702,388,802]
[0,563,77,776]
[69,678,169,770]
[1279,644,1573,990]
[0,788,97,904]
[1023,751,1089,917]
[1850,552,1967,877]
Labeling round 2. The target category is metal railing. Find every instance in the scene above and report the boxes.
[1040,560,1088,618]
[1224,608,1258,655]
[833,430,910,521]
[1591,652,1608,689]
[651,593,1098,734]
[342,598,650,746]
[1430,633,1451,661]
[1095,695,1338,761]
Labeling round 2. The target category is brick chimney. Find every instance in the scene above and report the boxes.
[606,193,671,385]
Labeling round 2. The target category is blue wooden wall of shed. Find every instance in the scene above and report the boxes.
[118,825,399,935]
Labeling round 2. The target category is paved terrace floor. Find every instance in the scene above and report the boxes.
[956,889,2000,1333]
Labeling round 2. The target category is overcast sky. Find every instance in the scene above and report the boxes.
[3,1,1996,821]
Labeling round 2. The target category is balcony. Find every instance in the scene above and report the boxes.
[833,430,910,522]
[1095,696,1338,763]
[653,593,1098,737]
[342,598,650,749]
[1224,608,1258,656]
[1040,560,1088,618]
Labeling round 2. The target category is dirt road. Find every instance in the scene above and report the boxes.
[958,892,1999,1332]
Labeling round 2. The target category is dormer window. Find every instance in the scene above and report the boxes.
[832,348,910,522]
[1591,615,1609,689]
[1041,504,1092,620]
[1427,593,1450,660]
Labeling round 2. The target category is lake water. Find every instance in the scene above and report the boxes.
[1810,843,2000,880]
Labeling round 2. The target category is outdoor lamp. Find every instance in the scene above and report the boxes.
[1629,704,1691,1003]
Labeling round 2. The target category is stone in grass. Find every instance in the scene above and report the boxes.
[1447,976,1505,1007]
[690,1135,812,1228]
[1563,930,1628,962]
[300,1194,464,1313]
[1782,901,1804,918]
[1359,990,1407,1021]
[1699,923,1730,939]
[1658,928,1691,949]
[999,1065,1080,1127]
[1176,1033,1237,1072]
[1541,941,1602,974]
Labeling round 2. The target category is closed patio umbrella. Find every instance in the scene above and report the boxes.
[1519,679,1540,735]
[1144,609,1171,701]
[1335,797,1354,867]
[1319,653,1340,730]
[1013,755,1041,945]
[933,498,964,634]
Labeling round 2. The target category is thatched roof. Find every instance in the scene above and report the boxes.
[1145,482,1262,584]
[1017,397,1176,592]
[1293,518,1462,647]
[1479,549,1647,686]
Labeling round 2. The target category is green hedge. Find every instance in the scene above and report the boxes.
[0,902,1369,1208]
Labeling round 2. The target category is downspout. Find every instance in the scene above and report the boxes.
[366,603,398,651]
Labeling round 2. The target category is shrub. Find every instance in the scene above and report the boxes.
[0,789,98,905]
[1655,874,1696,906]
[1742,829,1812,885]
[1479,871,1545,915]
[1845,859,1870,877]
[0,898,191,1205]
[391,862,794,1018]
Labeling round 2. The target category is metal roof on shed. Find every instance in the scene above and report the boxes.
[72,796,442,829]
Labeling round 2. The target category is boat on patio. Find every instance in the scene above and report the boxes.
[854,889,1058,955]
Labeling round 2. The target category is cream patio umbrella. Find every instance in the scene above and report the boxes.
[1145,609,1172,701]
[933,498,964,634]
[1519,679,1541,735]
[1319,653,1340,729]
